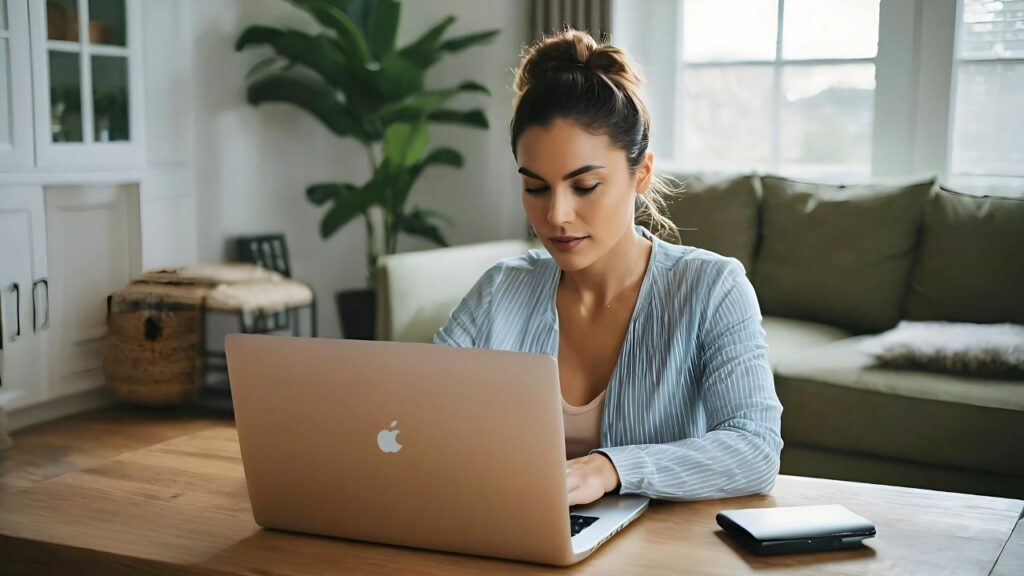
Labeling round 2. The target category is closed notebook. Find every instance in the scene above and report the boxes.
[716,504,876,555]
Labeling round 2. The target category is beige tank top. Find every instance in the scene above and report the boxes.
[563,388,606,460]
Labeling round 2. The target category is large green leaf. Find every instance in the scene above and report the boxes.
[417,147,464,171]
[375,52,424,102]
[398,15,455,68]
[393,147,464,208]
[399,207,450,247]
[438,29,500,53]
[235,25,284,50]
[307,182,358,206]
[383,122,429,167]
[247,72,368,141]
[367,0,400,59]
[306,3,373,66]
[427,108,489,129]
[318,182,379,239]
[236,28,379,109]
[373,82,490,124]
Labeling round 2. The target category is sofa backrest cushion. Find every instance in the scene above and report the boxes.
[375,239,538,342]
[904,187,1024,324]
[664,173,761,273]
[753,176,934,333]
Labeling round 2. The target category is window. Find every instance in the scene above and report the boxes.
[614,0,1024,196]
[949,0,1024,180]
[678,0,880,178]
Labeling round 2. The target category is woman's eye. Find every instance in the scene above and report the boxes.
[524,185,549,194]
[574,183,599,194]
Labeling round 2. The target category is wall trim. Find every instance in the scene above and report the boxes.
[6,388,118,434]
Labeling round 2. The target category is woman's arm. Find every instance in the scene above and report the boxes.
[593,260,783,500]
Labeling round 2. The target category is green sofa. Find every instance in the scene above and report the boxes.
[668,174,1024,499]
[375,174,1024,499]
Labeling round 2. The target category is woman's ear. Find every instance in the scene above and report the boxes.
[635,150,655,194]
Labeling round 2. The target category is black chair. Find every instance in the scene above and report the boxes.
[196,234,317,412]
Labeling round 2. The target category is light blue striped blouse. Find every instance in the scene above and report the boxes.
[433,225,783,501]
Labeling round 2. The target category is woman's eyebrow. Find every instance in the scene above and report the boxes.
[517,165,605,181]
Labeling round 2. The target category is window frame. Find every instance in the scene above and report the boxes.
[612,0,1023,195]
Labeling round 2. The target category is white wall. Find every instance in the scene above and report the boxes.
[188,0,529,338]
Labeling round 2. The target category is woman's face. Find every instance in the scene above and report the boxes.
[516,118,652,272]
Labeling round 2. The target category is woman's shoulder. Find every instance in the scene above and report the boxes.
[652,237,746,286]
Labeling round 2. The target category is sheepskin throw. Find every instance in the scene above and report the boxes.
[858,321,1024,378]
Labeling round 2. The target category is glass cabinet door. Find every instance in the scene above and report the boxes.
[0,0,33,170]
[31,0,139,168]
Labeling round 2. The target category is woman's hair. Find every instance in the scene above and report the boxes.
[511,28,681,243]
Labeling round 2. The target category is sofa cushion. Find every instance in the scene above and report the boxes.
[904,187,1024,324]
[762,315,852,369]
[774,336,1024,477]
[664,173,761,273]
[753,176,934,333]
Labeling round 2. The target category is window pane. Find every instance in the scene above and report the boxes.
[1,0,8,31]
[951,61,1024,176]
[683,0,778,62]
[0,39,9,147]
[92,55,129,142]
[46,0,80,42]
[88,0,126,46]
[681,65,773,171]
[779,64,875,177]
[49,50,82,142]
[960,0,1024,59]
[783,0,880,60]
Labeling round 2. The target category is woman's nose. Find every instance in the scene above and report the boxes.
[546,189,575,225]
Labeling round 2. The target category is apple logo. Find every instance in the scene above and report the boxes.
[377,420,402,453]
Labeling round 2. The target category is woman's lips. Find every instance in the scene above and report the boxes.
[549,236,588,251]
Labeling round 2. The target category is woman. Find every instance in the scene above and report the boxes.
[434,29,783,506]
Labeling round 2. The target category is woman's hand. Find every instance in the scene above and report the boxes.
[566,452,621,506]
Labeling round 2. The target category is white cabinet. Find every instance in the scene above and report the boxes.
[0,0,34,170]
[0,184,139,411]
[0,187,49,410]
[0,1,194,427]
[44,184,139,396]
[28,0,143,169]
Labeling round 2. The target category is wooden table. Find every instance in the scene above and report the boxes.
[1,426,1021,575]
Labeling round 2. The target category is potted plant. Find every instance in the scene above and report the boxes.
[236,0,498,339]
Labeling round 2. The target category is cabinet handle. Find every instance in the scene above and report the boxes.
[0,283,20,349]
[10,283,20,341]
[33,279,49,332]
[0,285,4,351]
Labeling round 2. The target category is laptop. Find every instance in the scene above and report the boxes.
[224,333,649,566]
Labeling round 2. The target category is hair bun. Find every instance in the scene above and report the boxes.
[514,29,643,97]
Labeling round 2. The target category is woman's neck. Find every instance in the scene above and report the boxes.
[560,227,652,313]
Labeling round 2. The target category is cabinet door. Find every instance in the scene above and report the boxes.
[0,0,34,170]
[29,0,143,169]
[45,184,138,398]
[0,186,49,410]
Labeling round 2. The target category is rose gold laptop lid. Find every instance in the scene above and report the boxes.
[225,333,577,565]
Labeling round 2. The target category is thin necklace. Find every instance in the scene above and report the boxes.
[564,242,647,313]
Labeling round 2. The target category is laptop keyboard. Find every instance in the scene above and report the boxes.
[570,514,599,537]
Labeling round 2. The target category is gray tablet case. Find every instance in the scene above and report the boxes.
[716,504,876,555]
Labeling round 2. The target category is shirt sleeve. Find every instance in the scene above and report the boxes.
[432,263,504,348]
[592,259,784,500]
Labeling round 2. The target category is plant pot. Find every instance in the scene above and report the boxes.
[336,289,376,340]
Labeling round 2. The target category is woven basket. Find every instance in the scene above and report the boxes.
[104,263,315,407]
[103,291,203,407]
